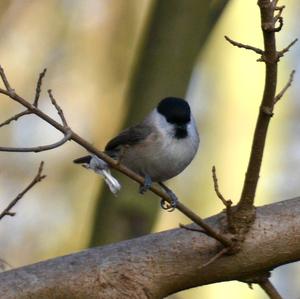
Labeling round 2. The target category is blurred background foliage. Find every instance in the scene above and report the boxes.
[0,0,299,298]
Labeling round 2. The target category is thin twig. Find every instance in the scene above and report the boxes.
[0,130,72,152]
[274,5,285,13]
[273,5,285,32]
[0,66,13,92]
[278,38,298,59]
[0,110,31,128]
[212,166,233,230]
[274,70,295,104]
[0,161,46,220]
[224,35,264,55]
[47,89,68,127]
[273,16,283,32]
[176,201,232,247]
[212,166,232,207]
[259,278,283,299]
[33,68,47,107]
[179,223,208,235]
[199,247,229,269]
[274,7,284,21]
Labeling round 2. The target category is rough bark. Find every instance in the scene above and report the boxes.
[1,197,299,299]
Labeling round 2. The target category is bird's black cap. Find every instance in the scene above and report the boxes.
[157,97,191,125]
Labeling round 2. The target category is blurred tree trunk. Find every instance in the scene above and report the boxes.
[89,0,230,246]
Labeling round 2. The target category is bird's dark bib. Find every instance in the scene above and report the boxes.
[174,127,188,139]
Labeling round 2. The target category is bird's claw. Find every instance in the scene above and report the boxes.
[159,182,178,212]
[160,192,178,212]
[139,175,152,194]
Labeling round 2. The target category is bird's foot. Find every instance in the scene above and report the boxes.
[159,182,178,212]
[139,174,152,194]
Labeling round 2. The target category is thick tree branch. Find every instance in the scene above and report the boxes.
[238,0,278,212]
[237,0,295,217]
[0,197,299,299]
[227,7,297,297]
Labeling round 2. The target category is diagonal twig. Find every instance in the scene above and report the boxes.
[225,35,264,55]
[258,278,283,299]
[0,161,46,220]
[33,68,47,107]
[0,65,13,92]
[212,166,233,230]
[0,110,31,128]
[179,223,207,234]
[274,70,295,104]
[199,247,229,269]
[278,38,298,59]
[47,89,68,127]
[241,272,283,299]
[176,201,232,247]
[212,166,232,208]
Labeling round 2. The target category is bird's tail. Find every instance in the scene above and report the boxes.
[73,155,92,164]
[73,155,121,195]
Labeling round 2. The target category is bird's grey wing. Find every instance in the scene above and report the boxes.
[105,124,152,152]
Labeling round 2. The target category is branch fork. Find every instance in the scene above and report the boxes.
[0,69,72,152]
[260,0,284,33]
[225,36,297,64]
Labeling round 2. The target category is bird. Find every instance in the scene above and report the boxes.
[74,97,199,209]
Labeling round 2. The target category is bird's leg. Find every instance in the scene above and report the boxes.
[139,174,152,194]
[158,182,178,211]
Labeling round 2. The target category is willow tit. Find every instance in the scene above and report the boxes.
[74,97,199,208]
